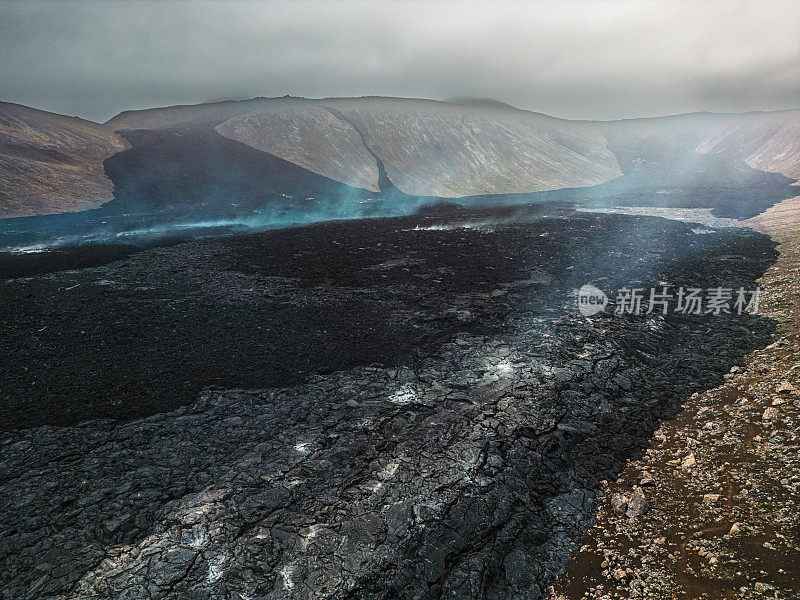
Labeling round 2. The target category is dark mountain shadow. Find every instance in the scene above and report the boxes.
[103,127,375,217]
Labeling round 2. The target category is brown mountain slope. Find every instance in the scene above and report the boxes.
[109,96,624,197]
[0,102,128,218]
[313,97,622,196]
[112,97,799,201]
[215,106,381,192]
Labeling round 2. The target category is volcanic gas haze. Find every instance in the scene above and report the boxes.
[697,109,800,180]
[595,110,800,183]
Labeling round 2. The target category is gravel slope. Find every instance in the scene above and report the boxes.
[551,205,800,600]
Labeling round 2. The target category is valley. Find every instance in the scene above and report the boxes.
[1,96,798,600]
[0,203,780,598]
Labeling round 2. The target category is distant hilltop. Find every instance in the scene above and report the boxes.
[1,96,798,218]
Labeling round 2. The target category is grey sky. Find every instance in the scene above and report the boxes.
[1,0,798,123]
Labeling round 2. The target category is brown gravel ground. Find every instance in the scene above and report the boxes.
[551,199,800,600]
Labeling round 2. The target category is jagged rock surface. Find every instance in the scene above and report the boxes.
[0,208,776,599]
[551,211,800,599]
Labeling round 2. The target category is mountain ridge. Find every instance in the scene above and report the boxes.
[1,96,798,218]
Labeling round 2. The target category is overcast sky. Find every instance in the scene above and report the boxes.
[1,0,798,123]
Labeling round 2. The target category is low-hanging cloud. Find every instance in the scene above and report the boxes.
[1,0,798,123]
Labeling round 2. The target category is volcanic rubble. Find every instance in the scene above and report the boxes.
[0,205,778,599]
[551,228,800,600]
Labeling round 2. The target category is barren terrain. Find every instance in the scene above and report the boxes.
[551,201,800,600]
[0,204,779,599]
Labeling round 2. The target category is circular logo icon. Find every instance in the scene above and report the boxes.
[577,284,608,316]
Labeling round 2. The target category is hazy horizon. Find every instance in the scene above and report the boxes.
[1,0,799,123]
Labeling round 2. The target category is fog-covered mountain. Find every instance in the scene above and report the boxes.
[594,110,800,185]
[0,96,798,220]
[698,109,800,180]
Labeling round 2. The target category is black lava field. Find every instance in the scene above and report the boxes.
[0,203,778,599]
